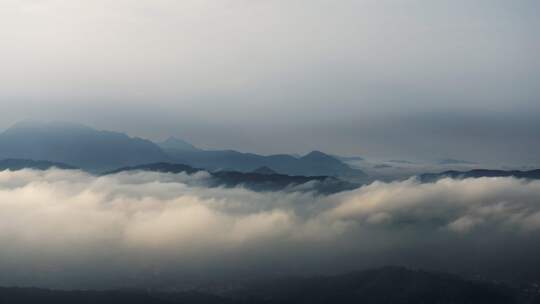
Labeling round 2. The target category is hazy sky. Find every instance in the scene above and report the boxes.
[1,0,539,164]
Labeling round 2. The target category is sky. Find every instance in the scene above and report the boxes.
[1,0,539,165]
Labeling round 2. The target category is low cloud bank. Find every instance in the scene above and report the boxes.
[0,169,539,288]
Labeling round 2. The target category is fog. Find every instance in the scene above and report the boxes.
[1,0,539,164]
[1,169,539,289]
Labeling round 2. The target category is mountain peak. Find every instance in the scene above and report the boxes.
[0,159,77,171]
[302,150,333,160]
[0,121,169,172]
[252,166,278,175]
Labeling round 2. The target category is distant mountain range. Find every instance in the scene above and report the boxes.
[0,159,77,171]
[252,166,277,175]
[105,162,357,194]
[105,162,200,175]
[420,169,540,182]
[162,148,367,179]
[6,121,537,184]
[0,121,367,179]
[236,266,521,304]
[0,121,169,172]
[0,267,531,304]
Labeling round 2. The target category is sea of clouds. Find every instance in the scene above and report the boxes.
[1,169,539,289]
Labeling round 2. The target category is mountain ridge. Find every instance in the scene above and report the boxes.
[162,148,367,179]
[420,169,540,182]
[252,166,277,175]
[0,121,366,179]
[0,267,528,304]
[104,162,358,194]
[0,159,77,171]
[0,121,169,172]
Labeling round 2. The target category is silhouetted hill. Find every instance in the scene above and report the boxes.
[0,288,171,304]
[106,163,358,194]
[420,169,540,182]
[1,267,534,304]
[0,159,77,171]
[299,151,363,178]
[211,171,356,193]
[0,121,169,172]
[252,166,277,175]
[162,148,367,180]
[0,121,366,179]
[105,162,200,175]
[234,266,520,304]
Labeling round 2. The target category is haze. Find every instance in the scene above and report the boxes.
[1,0,539,165]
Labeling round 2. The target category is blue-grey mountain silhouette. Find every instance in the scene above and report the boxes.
[0,121,367,179]
[0,159,77,171]
[420,169,540,182]
[0,267,526,304]
[162,148,367,180]
[105,162,357,194]
[252,166,277,175]
[0,121,169,172]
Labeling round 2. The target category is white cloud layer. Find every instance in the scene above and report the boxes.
[0,169,540,288]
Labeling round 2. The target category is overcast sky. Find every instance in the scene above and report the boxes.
[1,0,539,165]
